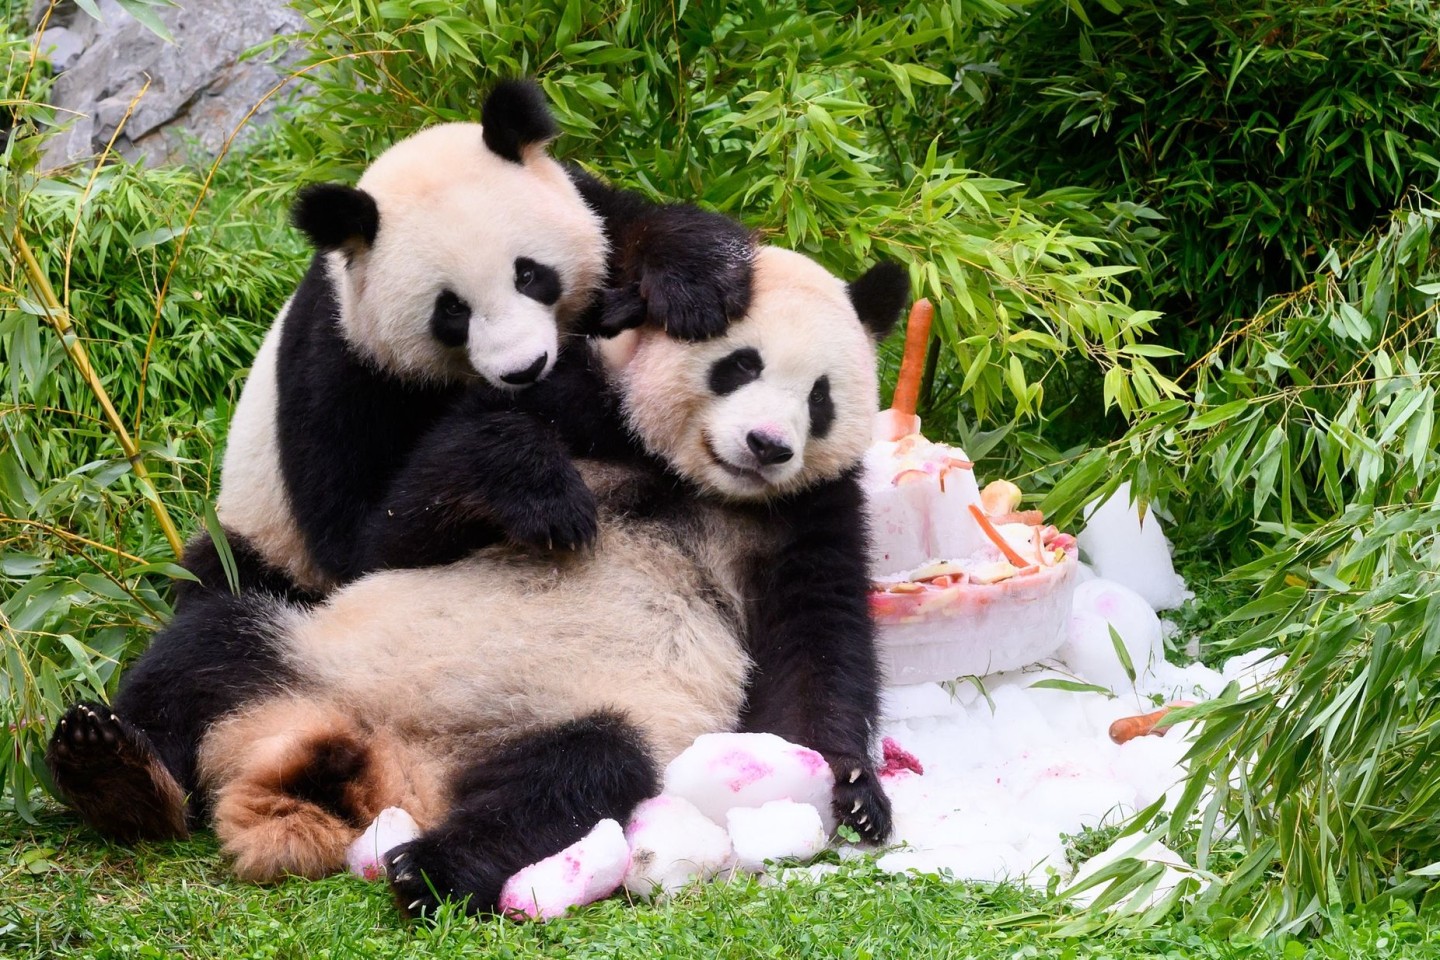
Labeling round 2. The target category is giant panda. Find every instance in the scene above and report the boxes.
[197,78,755,600]
[43,80,754,843]
[126,245,908,916]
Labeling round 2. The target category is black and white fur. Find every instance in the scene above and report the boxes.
[46,81,754,842]
[205,79,754,596]
[118,247,907,916]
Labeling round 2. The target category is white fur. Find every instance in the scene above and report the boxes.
[336,123,607,386]
[215,302,332,593]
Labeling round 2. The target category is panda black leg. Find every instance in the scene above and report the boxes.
[384,710,657,919]
[46,590,298,843]
[45,701,189,842]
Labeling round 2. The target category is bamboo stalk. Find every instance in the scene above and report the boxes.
[11,228,185,558]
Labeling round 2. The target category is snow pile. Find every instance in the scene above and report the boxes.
[1078,482,1192,611]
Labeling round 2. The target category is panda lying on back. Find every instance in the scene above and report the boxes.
[172,246,908,916]
[43,81,753,843]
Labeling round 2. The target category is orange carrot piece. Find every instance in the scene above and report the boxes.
[967,503,1031,567]
[891,299,934,418]
[1108,701,1196,745]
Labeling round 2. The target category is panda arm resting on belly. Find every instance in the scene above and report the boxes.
[353,339,635,573]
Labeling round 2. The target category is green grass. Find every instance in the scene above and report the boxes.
[3,804,1438,960]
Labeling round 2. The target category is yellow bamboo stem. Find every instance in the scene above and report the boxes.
[11,228,185,558]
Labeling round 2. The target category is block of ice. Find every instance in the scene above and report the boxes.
[498,819,630,921]
[1057,578,1165,690]
[662,732,833,828]
[726,800,828,873]
[623,795,734,897]
[861,436,986,575]
[1078,482,1191,610]
[345,806,419,881]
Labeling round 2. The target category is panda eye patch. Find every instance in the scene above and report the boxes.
[515,257,561,306]
[708,347,764,396]
[809,375,835,438]
[430,289,472,348]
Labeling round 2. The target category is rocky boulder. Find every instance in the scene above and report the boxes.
[31,0,308,169]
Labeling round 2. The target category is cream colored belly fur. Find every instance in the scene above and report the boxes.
[198,467,757,880]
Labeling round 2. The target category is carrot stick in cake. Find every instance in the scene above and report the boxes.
[892,298,934,418]
[875,299,935,441]
[966,503,1032,568]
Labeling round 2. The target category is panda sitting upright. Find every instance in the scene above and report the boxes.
[203,78,755,598]
[162,246,910,916]
[43,80,754,844]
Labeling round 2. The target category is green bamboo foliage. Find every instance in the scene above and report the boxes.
[1045,204,1440,932]
[959,0,1440,341]
[271,0,1176,430]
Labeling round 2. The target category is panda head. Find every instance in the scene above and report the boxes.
[606,246,909,500]
[291,80,607,389]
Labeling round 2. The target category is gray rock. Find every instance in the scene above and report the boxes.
[37,0,309,169]
[31,25,87,72]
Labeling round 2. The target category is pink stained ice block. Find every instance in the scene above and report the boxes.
[498,819,631,921]
[870,557,1078,684]
[662,732,834,829]
[345,807,420,881]
[623,795,735,897]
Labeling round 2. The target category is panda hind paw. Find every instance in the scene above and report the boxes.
[45,701,190,842]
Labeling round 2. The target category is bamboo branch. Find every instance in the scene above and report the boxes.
[10,228,185,558]
[0,515,149,565]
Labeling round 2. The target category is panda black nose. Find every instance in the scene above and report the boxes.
[746,431,793,466]
[500,353,548,386]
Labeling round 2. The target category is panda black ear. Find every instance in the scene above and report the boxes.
[847,260,910,340]
[481,78,559,164]
[291,184,379,254]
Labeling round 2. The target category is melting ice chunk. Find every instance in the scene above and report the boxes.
[345,807,419,881]
[727,800,828,873]
[1078,482,1191,610]
[498,819,630,921]
[1058,578,1166,690]
[623,795,734,897]
[662,732,834,828]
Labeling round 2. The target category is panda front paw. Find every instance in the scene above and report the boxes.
[386,836,511,919]
[831,764,893,845]
[599,208,755,342]
[491,466,599,552]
